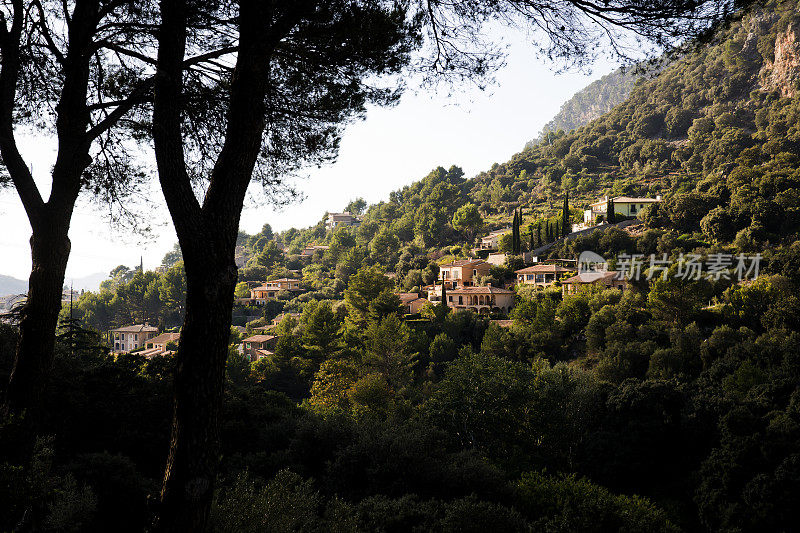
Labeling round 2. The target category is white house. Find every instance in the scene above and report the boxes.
[583,195,662,225]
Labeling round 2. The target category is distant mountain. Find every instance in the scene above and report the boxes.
[66,272,108,292]
[0,274,27,296]
[524,67,638,149]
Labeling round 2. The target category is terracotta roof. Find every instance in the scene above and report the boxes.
[515,264,576,274]
[441,259,490,268]
[267,278,299,283]
[110,324,159,333]
[256,349,275,357]
[562,272,620,284]
[397,292,420,304]
[243,334,277,343]
[448,285,514,295]
[148,332,180,345]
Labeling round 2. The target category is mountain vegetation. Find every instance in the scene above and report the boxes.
[3,0,800,530]
[524,66,639,149]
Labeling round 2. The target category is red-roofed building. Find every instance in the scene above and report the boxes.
[242,334,279,362]
[515,264,577,289]
[439,259,492,289]
[444,285,515,314]
[109,323,159,353]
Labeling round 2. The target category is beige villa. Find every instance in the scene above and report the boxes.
[325,212,360,231]
[444,285,515,314]
[439,259,492,289]
[238,278,302,305]
[478,228,511,251]
[109,323,159,353]
[515,264,577,288]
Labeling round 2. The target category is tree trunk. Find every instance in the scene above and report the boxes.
[156,250,238,532]
[3,226,71,418]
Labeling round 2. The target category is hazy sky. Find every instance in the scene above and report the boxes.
[0,31,618,285]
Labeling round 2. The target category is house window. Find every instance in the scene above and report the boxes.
[135,334,138,340]
[246,343,250,349]
[458,296,463,305]
[114,342,119,350]
[473,269,477,277]
[448,296,453,302]
[121,333,125,340]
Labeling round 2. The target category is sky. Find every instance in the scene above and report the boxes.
[0,31,619,288]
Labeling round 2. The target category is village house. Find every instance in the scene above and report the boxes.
[561,271,627,295]
[300,244,330,258]
[486,252,536,266]
[325,212,360,231]
[138,332,181,358]
[439,259,492,289]
[478,228,511,251]
[272,312,301,326]
[242,334,279,362]
[238,278,302,305]
[109,323,159,353]
[397,292,428,314]
[583,195,662,225]
[444,285,515,315]
[515,264,577,288]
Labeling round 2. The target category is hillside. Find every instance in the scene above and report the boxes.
[523,66,638,149]
[41,4,800,530]
[230,0,800,282]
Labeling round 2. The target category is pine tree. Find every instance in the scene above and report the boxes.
[562,193,570,237]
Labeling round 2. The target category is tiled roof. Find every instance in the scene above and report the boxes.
[562,272,620,284]
[110,324,159,333]
[448,286,514,295]
[441,259,490,268]
[243,334,277,343]
[397,292,420,304]
[148,332,180,345]
[515,264,576,274]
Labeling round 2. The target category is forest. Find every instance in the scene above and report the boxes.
[2,0,800,531]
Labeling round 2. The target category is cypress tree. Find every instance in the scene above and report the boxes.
[562,192,570,237]
[536,222,542,247]
[607,197,615,224]
[512,208,522,255]
[511,209,517,254]
[529,225,534,251]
